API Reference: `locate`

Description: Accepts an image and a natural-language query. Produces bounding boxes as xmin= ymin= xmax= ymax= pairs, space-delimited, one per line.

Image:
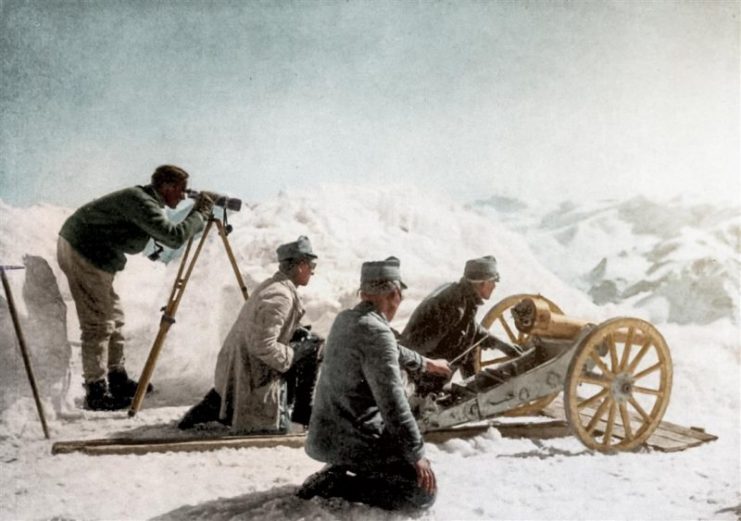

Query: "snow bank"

xmin=0 ymin=255 xmax=71 ymax=421
xmin=2 ymin=185 xmax=600 ymax=410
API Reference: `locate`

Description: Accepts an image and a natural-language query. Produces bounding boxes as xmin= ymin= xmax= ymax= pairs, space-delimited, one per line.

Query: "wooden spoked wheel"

xmin=477 ymin=293 xmax=563 ymax=416
xmin=565 ymin=317 xmax=672 ymax=452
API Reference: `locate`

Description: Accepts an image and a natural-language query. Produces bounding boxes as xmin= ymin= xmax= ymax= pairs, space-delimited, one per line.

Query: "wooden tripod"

xmin=128 ymin=216 xmax=248 ymax=417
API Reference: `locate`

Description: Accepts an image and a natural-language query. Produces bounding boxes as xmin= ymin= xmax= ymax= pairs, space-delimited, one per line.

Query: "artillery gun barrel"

xmin=512 ymin=297 xmax=587 ymax=339
xmin=512 ymin=297 xmax=648 ymax=345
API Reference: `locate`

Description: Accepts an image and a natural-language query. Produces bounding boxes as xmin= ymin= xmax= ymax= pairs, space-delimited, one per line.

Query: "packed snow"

xmin=1 ymin=185 xmax=739 ymax=520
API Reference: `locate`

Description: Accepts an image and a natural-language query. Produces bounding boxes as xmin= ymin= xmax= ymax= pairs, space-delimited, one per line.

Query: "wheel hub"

xmin=611 ymin=372 xmax=634 ymax=402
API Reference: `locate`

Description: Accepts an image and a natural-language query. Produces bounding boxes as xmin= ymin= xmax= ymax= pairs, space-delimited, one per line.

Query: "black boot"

xmin=84 ymin=379 xmax=129 ymax=411
xmin=108 ymin=368 xmax=153 ymax=401
xmin=296 ymin=465 xmax=348 ymax=500
xmin=178 ymin=388 xmax=223 ymax=430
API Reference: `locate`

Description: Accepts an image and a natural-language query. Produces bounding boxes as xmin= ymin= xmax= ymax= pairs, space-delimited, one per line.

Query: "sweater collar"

xmin=459 ymin=278 xmax=484 ymax=306
xmin=355 ymin=300 xmax=388 ymax=324
xmin=273 ymin=270 xmax=296 ymax=289
xmin=140 ymin=184 xmax=165 ymax=208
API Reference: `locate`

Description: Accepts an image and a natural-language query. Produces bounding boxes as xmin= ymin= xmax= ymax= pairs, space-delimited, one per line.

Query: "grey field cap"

xmin=464 ymin=255 xmax=500 ymax=281
xmin=361 ymin=256 xmax=408 ymax=289
xmin=276 ymin=235 xmax=318 ymax=262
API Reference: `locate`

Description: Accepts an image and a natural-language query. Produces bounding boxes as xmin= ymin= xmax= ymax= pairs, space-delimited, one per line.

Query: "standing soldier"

xmin=400 ymin=255 xmax=522 ymax=395
xmin=298 ymin=257 xmax=450 ymax=510
xmin=178 ymin=236 xmax=319 ymax=433
xmin=57 ymin=165 xmax=213 ymax=411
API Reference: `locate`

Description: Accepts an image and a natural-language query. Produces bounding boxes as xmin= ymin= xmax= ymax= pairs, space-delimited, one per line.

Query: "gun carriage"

xmin=416 ymin=294 xmax=673 ymax=453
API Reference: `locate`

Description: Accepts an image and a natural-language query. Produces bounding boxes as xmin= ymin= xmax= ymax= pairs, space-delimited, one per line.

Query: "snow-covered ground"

xmin=1 ymin=186 xmax=739 ymax=520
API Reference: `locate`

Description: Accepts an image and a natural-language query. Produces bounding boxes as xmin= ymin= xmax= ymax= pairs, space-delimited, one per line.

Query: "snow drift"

xmin=2 ymin=186 xmax=601 ymax=412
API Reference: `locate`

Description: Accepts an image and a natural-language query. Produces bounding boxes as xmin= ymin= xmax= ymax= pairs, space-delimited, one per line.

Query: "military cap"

xmin=464 ymin=255 xmax=500 ymax=281
xmin=276 ymin=235 xmax=318 ymax=262
xmin=361 ymin=256 xmax=407 ymax=289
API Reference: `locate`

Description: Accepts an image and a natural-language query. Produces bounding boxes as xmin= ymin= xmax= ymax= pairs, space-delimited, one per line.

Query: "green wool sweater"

xmin=59 ymin=185 xmax=205 ymax=273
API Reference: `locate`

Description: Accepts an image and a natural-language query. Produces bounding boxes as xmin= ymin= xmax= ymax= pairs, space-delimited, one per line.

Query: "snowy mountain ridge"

xmin=473 ymin=194 xmax=740 ymax=325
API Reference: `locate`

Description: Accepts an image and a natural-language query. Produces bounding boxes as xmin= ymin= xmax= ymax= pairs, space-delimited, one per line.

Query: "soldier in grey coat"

xmin=178 ymin=236 xmax=319 ymax=433
xmin=298 ymin=257 xmax=450 ymax=510
xmin=400 ymin=255 xmax=522 ymax=395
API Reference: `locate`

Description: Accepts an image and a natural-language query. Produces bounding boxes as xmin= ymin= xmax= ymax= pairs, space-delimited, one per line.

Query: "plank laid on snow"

xmin=51 ymin=398 xmax=716 ymax=456
xmin=51 ymin=433 xmax=307 ymax=456
xmin=51 ymin=420 xmax=572 ymax=456
xmin=541 ymin=396 xmax=717 ymax=452
xmin=424 ymin=420 xmax=571 ymax=444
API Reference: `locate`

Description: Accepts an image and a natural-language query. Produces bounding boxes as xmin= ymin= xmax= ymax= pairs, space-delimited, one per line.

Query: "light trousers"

xmin=57 ymin=237 xmax=125 ymax=383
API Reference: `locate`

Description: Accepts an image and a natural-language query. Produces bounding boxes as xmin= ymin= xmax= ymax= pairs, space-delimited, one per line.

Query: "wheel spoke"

xmin=603 ymin=401 xmax=617 ymax=446
xmin=608 ymin=334 xmax=619 ymax=373
xmin=578 ymin=388 xmax=609 ymax=409
xmin=586 ymin=396 xmax=611 ymax=435
xmin=633 ymin=362 xmax=662 ymax=381
xmin=618 ymin=327 xmax=634 ymax=371
xmin=628 ymin=396 xmax=651 ymax=426
xmin=619 ymin=402 xmax=633 ymax=440
xmin=498 ymin=317 xmax=517 ymax=343
xmin=578 ymin=373 xmax=611 ymax=388
xmin=589 ymin=351 xmax=614 ymax=377
xmin=627 ymin=340 xmax=652 ymax=373
xmin=632 ymin=385 xmax=663 ymax=397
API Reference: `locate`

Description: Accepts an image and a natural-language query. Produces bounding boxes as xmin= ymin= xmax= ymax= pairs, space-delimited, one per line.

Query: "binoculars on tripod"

xmin=186 ymin=189 xmax=242 ymax=212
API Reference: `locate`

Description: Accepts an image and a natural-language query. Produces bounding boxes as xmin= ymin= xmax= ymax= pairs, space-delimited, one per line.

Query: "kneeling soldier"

xmin=298 ymin=256 xmax=450 ymax=510
xmin=179 ymin=236 xmax=320 ymax=433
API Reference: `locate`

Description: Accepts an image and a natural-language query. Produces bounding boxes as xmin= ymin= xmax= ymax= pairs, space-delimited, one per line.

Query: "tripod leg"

xmin=129 ymin=221 xmax=213 ymax=416
xmin=128 ymin=319 xmax=175 ymax=416
xmin=129 ymin=217 xmax=248 ymax=417
xmin=1 ymin=268 xmax=50 ymax=439
xmin=215 ymin=220 xmax=249 ymax=301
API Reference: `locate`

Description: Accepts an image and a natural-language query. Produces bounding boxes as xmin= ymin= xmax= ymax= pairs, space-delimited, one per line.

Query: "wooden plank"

xmin=52 ymin=433 xmax=307 ymax=456
xmin=51 ymin=398 xmax=716 ymax=456
xmin=542 ymin=396 xmax=717 ymax=452
xmin=52 ymin=421 xmax=573 ymax=457
xmin=425 ymin=420 xmax=571 ymax=444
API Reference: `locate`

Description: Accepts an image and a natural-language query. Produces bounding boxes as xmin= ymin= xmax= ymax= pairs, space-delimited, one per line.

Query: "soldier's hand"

xmin=425 ymin=358 xmax=452 ymax=377
xmin=193 ymin=192 xmax=214 ymax=217
xmin=414 ymin=457 xmax=437 ymax=494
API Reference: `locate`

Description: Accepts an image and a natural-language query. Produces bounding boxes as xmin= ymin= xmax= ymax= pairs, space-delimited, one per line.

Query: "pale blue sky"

xmin=1 ymin=1 xmax=738 ymax=208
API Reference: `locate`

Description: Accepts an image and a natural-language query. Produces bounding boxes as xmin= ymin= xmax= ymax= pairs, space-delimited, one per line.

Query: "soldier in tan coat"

xmin=179 ymin=236 xmax=318 ymax=433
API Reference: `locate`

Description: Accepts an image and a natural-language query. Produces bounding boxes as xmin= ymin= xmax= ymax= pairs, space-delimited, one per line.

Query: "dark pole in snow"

xmin=1 ymin=265 xmax=50 ymax=439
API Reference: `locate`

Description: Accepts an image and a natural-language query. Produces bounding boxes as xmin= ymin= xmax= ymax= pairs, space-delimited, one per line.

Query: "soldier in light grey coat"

xmin=298 ymin=257 xmax=450 ymax=511
xmin=178 ymin=236 xmax=318 ymax=433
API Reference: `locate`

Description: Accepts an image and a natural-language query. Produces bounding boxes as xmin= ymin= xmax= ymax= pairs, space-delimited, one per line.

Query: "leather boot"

xmin=108 ymin=368 xmax=153 ymax=401
xmin=296 ymin=465 xmax=348 ymax=500
xmin=178 ymin=388 xmax=222 ymax=429
xmin=84 ymin=379 xmax=128 ymax=411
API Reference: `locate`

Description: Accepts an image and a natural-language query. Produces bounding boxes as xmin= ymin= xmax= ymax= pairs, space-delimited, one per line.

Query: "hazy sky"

xmin=1 ymin=1 xmax=738 ymax=208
